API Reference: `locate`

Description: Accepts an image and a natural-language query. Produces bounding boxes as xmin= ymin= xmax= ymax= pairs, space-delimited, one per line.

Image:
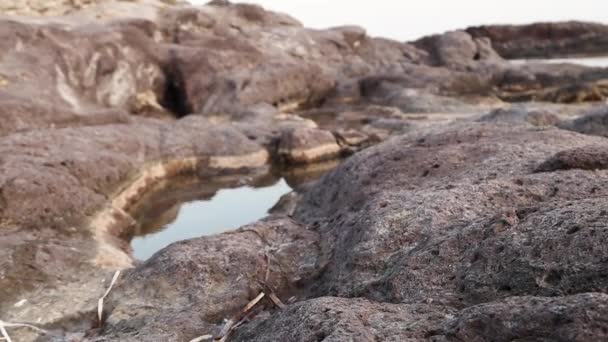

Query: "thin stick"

xmin=215 ymin=292 xmax=266 ymax=341
xmin=267 ymin=291 xmax=286 ymax=309
xmin=189 ymin=334 xmax=213 ymax=342
xmin=264 ymin=252 xmax=271 ymax=284
xmin=216 ymin=319 xmax=235 ymax=340
xmin=98 ymin=270 xmax=121 ymax=324
xmin=1 ymin=322 xmax=48 ymax=335
xmin=241 ymin=292 xmax=265 ymax=314
xmin=0 ymin=321 xmax=12 ymax=342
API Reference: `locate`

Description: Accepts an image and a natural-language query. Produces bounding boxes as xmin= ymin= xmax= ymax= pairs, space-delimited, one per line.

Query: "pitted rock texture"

xmin=98 ymin=122 xmax=608 ymax=342
xmin=292 ymin=123 xmax=608 ymax=304
xmin=2 ymin=0 xmax=608 ymax=341
xmin=233 ymin=297 xmax=454 ymax=342
xmin=100 ymin=217 xmax=320 ymax=341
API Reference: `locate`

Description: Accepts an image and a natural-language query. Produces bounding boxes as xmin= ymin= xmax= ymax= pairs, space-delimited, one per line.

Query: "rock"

xmin=380 ymin=88 xmax=488 ymax=114
xmin=232 ymin=297 xmax=453 ymax=342
xmin=333 ymin=129 xmax=370 ymax=147
xmin=535 ymin=145 xmax=608 ymax=172
xmin=277 ymin=127 xmax=342 ymax=164
xmin=559 ymin=105 xmax=608 ymax=137
xmin=293 ymin=123 xmax=608 ymax=306
xmin=477 ymin=105 xmax=560 ymax=126
xmin=413 ymin=30 xmax=504 ymax=70
xmin=234 ymin=293 xmax=608 ymax=342
xmin=0 ymin=0 xmax=185 ymax=17
xmin=0 ymin=15 xmax=169 ymax=134
xmin=101 ymin=217 xmax=321 ymax=341
xmin=268 ymin=192 xmax=301 ymax=216
xmin=3 ymin=0 xmax=608 ymax=340
xmin=442 ymin=293 xmax=608 ymax=341
xmin=0 ymin=117 xmax=271 ymax=332
xmin=467 ymin=21 xmax=608 ymax=59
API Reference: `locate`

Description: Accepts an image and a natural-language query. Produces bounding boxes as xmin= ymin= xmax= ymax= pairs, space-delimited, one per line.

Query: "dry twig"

xmin=189 ymin=334 xmax=213 ymax=342
xmin=0 ymin=321 xmax=11 ymax=342
xmin=215 ymin=292 xmax=266 ymax=342
xmin=0 ymin=320 xmax=52 ymax=342
xmin=98 ymin=270 xmax=121 ymax=324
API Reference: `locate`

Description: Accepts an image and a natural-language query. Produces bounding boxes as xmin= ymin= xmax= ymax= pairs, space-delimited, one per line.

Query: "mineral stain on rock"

xmin=2 ymin=0 xmax=608 ymax=341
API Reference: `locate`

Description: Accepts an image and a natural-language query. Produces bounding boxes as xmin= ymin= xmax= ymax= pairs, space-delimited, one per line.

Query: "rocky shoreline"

xmin=1 ymin=1 xmax=608 ymax=341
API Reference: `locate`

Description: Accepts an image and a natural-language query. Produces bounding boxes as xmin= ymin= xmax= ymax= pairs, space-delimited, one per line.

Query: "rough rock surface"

xmin=467 ymin=21 xmax=608 ymax=59
xmin=559 ymin=105 xmax=608 ymax=137
xmin=1 ymin=0 xmax=608 ymax=341
xmin=99 ymin=217 xmax=320 ymax=341
xmin=477 ymin=105 xmax=560 ymax=126
xmin=276 ymin=127 xmax=342 ymax=164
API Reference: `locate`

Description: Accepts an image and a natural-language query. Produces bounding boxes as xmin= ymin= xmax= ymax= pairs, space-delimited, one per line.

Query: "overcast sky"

xmin=189 ymin=0 xmax=608 ymax=41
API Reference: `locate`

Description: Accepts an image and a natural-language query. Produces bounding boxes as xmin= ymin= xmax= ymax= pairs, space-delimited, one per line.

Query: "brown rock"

xmin=477 ymin=105 xmax=560 ymax=126
xmin=277 ymin=127 xmax=342 ymax=164
xmin=101 ymin=217 xmax=321 ymax=341
xmin=535 ymin=145 xmax=608 ymax=172
xmin=413 ymin=30 xmax=504 ymax=70
xmin=559 ymin=105 xmax=608 ymax=137
xmin=293 ymin=123 xmax=608 ymax=306
xmin=233 ymin=297 xmax=453 ymax=342
xmin=443 ymin=293 xmax=608 ymax=342
xmin=467 ymin=21 xmax=608 ymax=59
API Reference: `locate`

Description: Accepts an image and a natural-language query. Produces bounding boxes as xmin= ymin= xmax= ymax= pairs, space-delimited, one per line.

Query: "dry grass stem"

xmin=98 ymin=270 xmax=121 ymax=324
xmin=215 ymin=292 xmax=266 ymax=342
xmin=0 ymin=321 xmax=11 ymax=342
xmin=188 ymin=334 xmax=213 ymax=342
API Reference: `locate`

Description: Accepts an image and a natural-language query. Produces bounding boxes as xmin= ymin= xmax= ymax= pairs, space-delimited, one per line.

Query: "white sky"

xmin=189 ymin=0 xmax=608 ymax=41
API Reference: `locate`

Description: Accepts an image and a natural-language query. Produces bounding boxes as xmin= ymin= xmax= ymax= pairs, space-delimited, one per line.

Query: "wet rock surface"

xmin=1 ymin=1 xmax=608 ymax=341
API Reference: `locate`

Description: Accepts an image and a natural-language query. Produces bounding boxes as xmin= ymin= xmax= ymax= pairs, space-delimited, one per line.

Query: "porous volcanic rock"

xmin=293 ymin=123 xmax=608 ymax=306
xmin=231 ymin=293 xmax=608 ymax=342
xmin=95 ymin=122 xmax=608 ymax=342
xmin=232 ymin=297 xmax=454 ymax=342
xmin=99 ymin=217 xmax=320 ymax=341
xmin=3 ymin=0 xmax=608 ymax=341
xmin=442 ymin=293 xmax=608 ymax=342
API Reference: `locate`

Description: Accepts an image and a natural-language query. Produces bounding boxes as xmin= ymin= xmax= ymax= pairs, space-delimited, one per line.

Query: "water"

xmin=130 ymin=178 xmax=292 ymax=260
xmin=512 ymin=56 xmax=608 ymax=68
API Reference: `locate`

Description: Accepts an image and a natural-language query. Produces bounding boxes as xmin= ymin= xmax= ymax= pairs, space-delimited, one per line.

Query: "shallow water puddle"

xmin=512 ymin=56 xmax=608 ymax=67
xmin=130 ymin=178 xmax=292 ymax=260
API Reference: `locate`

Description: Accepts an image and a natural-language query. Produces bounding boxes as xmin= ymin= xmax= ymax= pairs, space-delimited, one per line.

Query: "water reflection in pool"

xmin=127 ymin=160 xmax=339 ymax=260
xmin=130 ymin=178 xmax=292 ymax=260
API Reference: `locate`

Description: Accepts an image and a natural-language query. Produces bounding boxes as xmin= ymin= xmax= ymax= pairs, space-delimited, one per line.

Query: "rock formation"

xmin=1 ymin=0 xmax=608 ymax=341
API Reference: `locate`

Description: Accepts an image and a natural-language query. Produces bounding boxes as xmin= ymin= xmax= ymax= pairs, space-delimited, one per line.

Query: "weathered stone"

xmin=277 ymin=127 xmax=342 ymax=164
xmin=559 ymin=105 xmax=608 ymax=137
xmin=2 ymin=1 xmax=608 ymax=341
xmin=442 ymin=293 xmax=608 ymax=342
xmin=467 ymin=21 xmax=608 ymax=59
xmin=101 ymin=217 xmax=321 ymax=341
xmin=535 ymin=145 xmax=608 ymax=172
xmin=477 ymin=105 xmax=560 ymax=126
xmin=233 ymin=297 xmax=453 ymax=342
xmin=293 ymin=123 xmax=608 ymax=306
xmin=0 ymin=116 xmax=271 ymax=332
xmin=413 ymin=30 xmax=504 ymax=70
